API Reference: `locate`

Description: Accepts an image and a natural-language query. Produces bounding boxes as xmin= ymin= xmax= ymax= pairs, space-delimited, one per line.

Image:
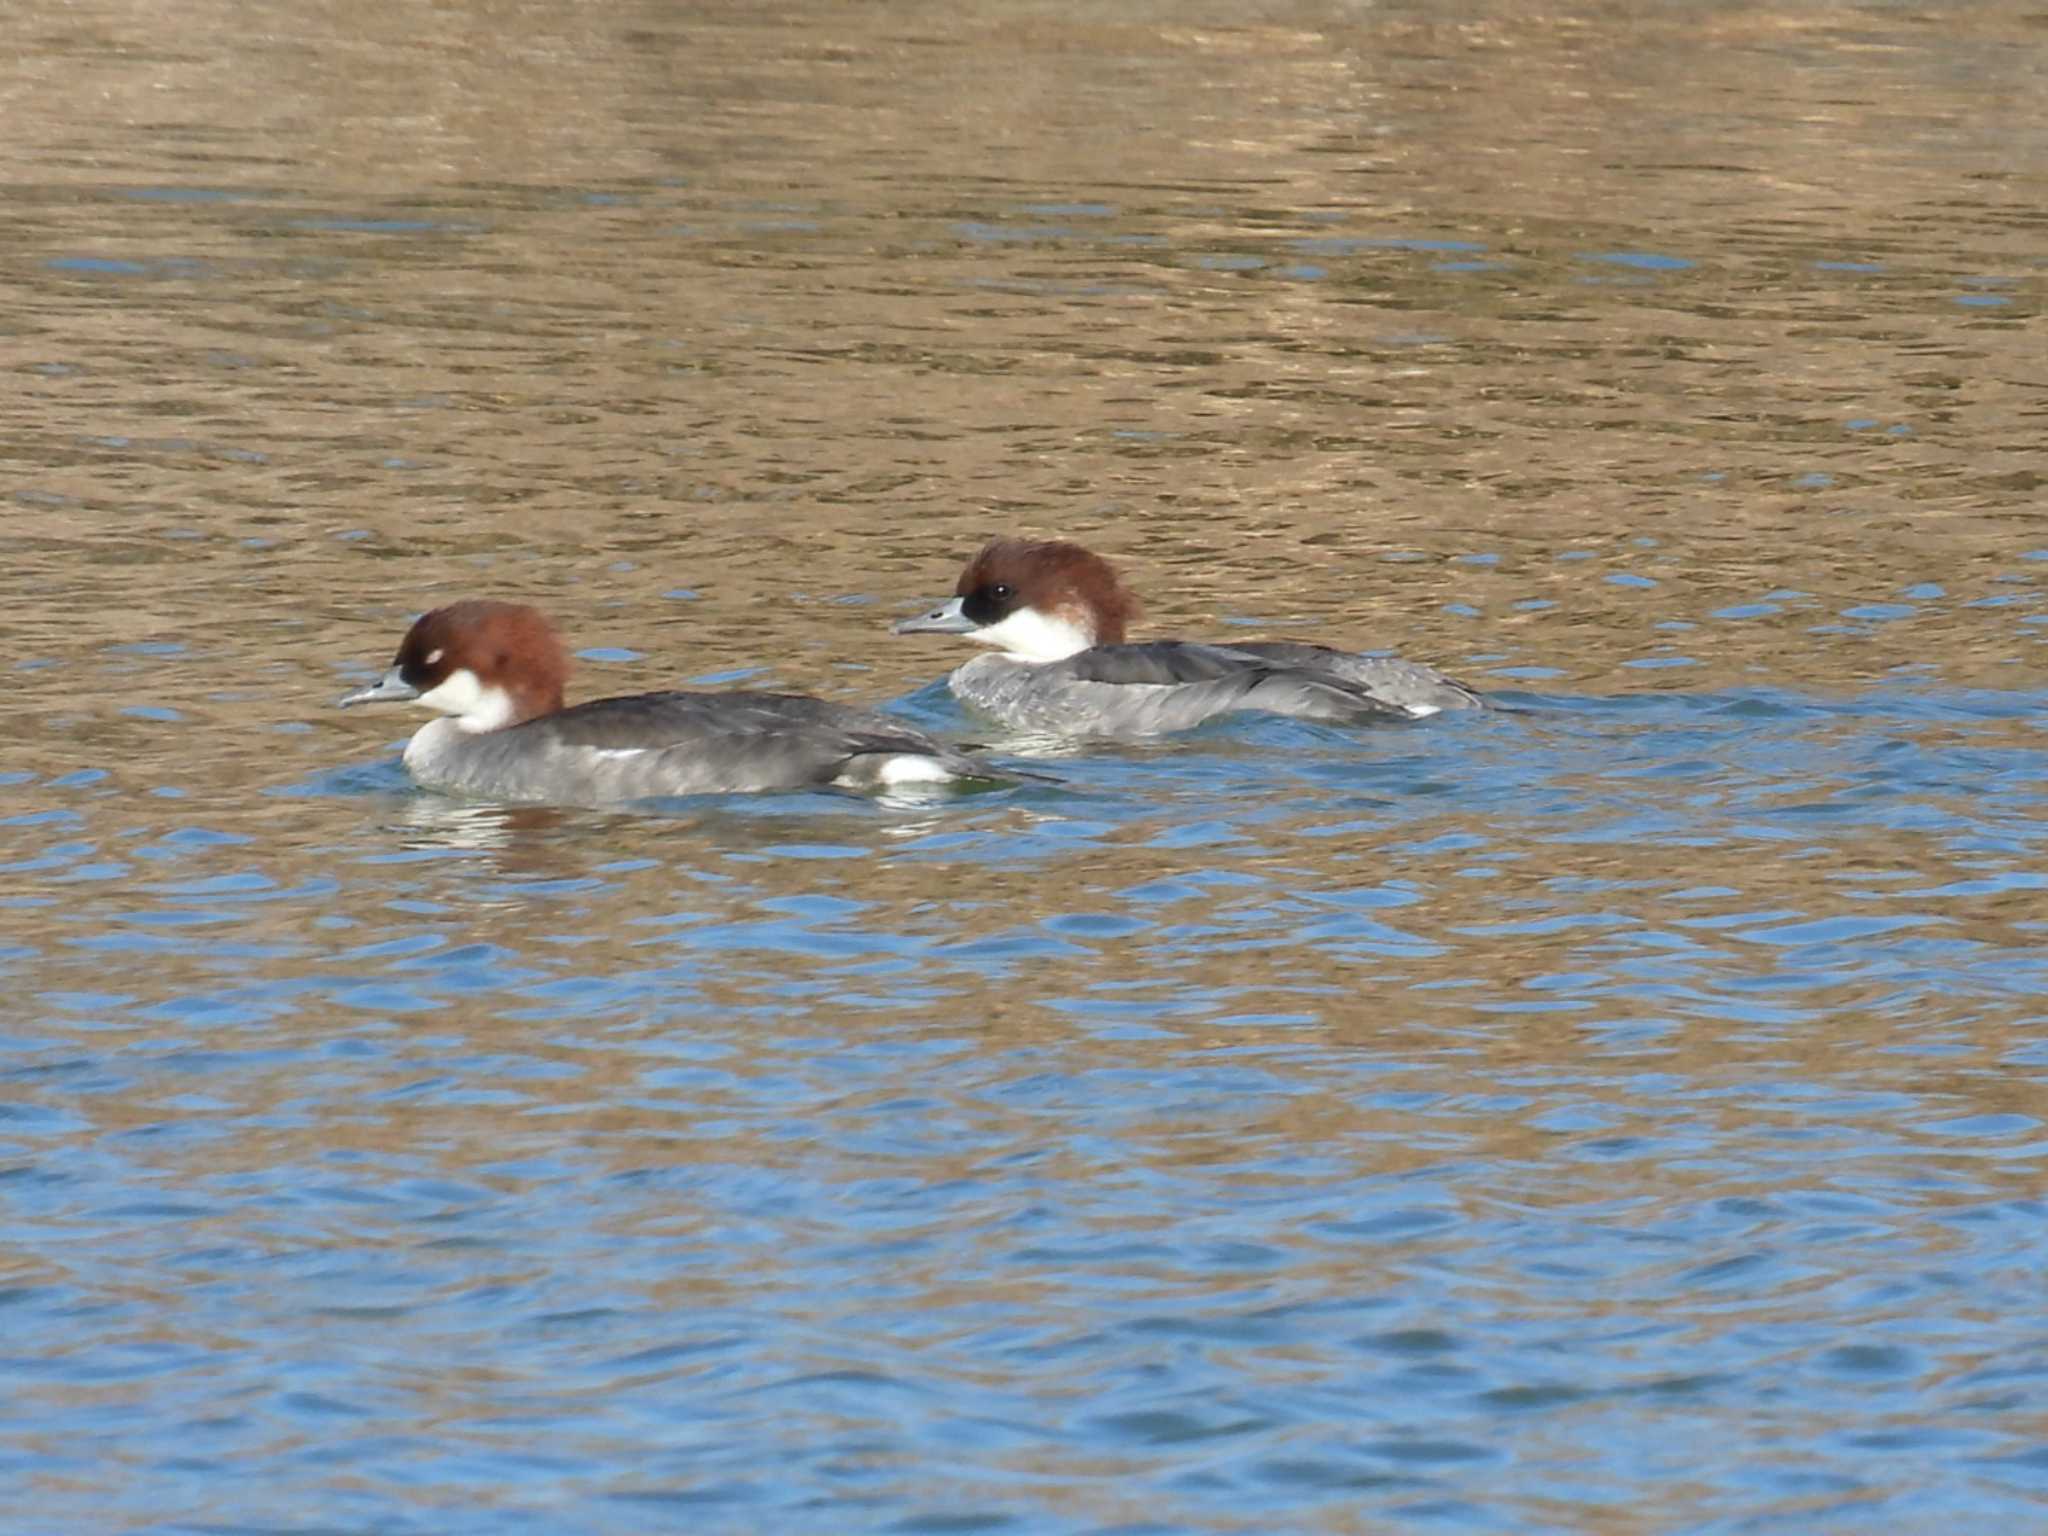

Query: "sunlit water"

xmin=4 ymin=1 xmax=2048 ymax=1530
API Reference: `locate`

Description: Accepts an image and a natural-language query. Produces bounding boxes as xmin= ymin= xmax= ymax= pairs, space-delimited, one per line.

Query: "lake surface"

xmin=5 ymin=1 xmax=2048 ymax=1530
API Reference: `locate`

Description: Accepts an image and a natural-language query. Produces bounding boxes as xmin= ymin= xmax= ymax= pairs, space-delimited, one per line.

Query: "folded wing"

xmin=1053 ymin=642 xmax=1409 ymax=731
xmin=511 ymin=691 xmax=1017 ymax=795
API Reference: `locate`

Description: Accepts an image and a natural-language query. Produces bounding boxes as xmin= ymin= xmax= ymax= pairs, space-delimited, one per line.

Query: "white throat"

xmin=968 ymin=606 xmax=1094 ymax=663
xmin=414 ymin=667 xmax=519 ymax=733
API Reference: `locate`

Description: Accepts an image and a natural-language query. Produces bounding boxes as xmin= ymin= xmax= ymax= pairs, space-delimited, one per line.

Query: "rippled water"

xmin=6 ymin=0 xmax=2048 ymax=1529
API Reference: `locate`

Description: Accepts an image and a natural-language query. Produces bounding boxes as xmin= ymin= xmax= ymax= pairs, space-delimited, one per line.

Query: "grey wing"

xmin=538 ymin=691 xmax=1014 ymax=791
xmin=1055 ymin=644 xmax=1406 ymax=729
xmin=1064 ymin=641 xmax=1284 ymax=686
xmin=716 ymin=693 xmax=1027 ymax=781
xmin=1226 ymin=642 xmax=1486 ymax=713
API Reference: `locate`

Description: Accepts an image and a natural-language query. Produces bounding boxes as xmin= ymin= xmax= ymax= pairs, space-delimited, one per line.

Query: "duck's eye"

xmin=990 ymin=583 xmax=1014 ymax=601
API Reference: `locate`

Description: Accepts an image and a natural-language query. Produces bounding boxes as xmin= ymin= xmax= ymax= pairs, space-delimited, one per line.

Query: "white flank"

xmin=873 ymin=754 xmax=956 ymax=786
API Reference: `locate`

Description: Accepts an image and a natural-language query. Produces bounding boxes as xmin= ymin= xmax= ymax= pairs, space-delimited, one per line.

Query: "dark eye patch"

xmin=962 ymin=581 xmax=1018 ymax=626
xmin=396 ymin=630 xmax=450 ymax=687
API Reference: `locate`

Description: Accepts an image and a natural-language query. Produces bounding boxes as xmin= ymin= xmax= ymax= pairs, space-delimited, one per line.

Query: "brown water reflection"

xmin=5 ymin=1 xmax=2048 ymax=1531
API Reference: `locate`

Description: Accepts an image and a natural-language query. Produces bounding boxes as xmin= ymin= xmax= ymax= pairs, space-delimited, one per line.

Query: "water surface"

xmin=5 ymin=1 xmax=2048 ymax=1530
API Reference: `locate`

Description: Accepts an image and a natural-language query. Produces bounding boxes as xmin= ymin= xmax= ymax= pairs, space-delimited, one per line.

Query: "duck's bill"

xmin=338 ymin=668 xmax=418 ymax=708
xmin=891 ymin=597 xmax=979 ymax=636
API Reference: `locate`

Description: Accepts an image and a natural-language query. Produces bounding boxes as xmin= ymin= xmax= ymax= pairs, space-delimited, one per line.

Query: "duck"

xmin=340 ymin=599 xmax=1030 ymax=803
xmin=892 ymin=537 xmax=1484 ymax=736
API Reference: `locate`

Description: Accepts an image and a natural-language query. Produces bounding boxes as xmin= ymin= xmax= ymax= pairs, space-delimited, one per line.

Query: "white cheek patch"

xmin=413 ymin=667 xmax=518 ymax=732
xmin=967 ymin=606 xmax=1093 ymax=662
